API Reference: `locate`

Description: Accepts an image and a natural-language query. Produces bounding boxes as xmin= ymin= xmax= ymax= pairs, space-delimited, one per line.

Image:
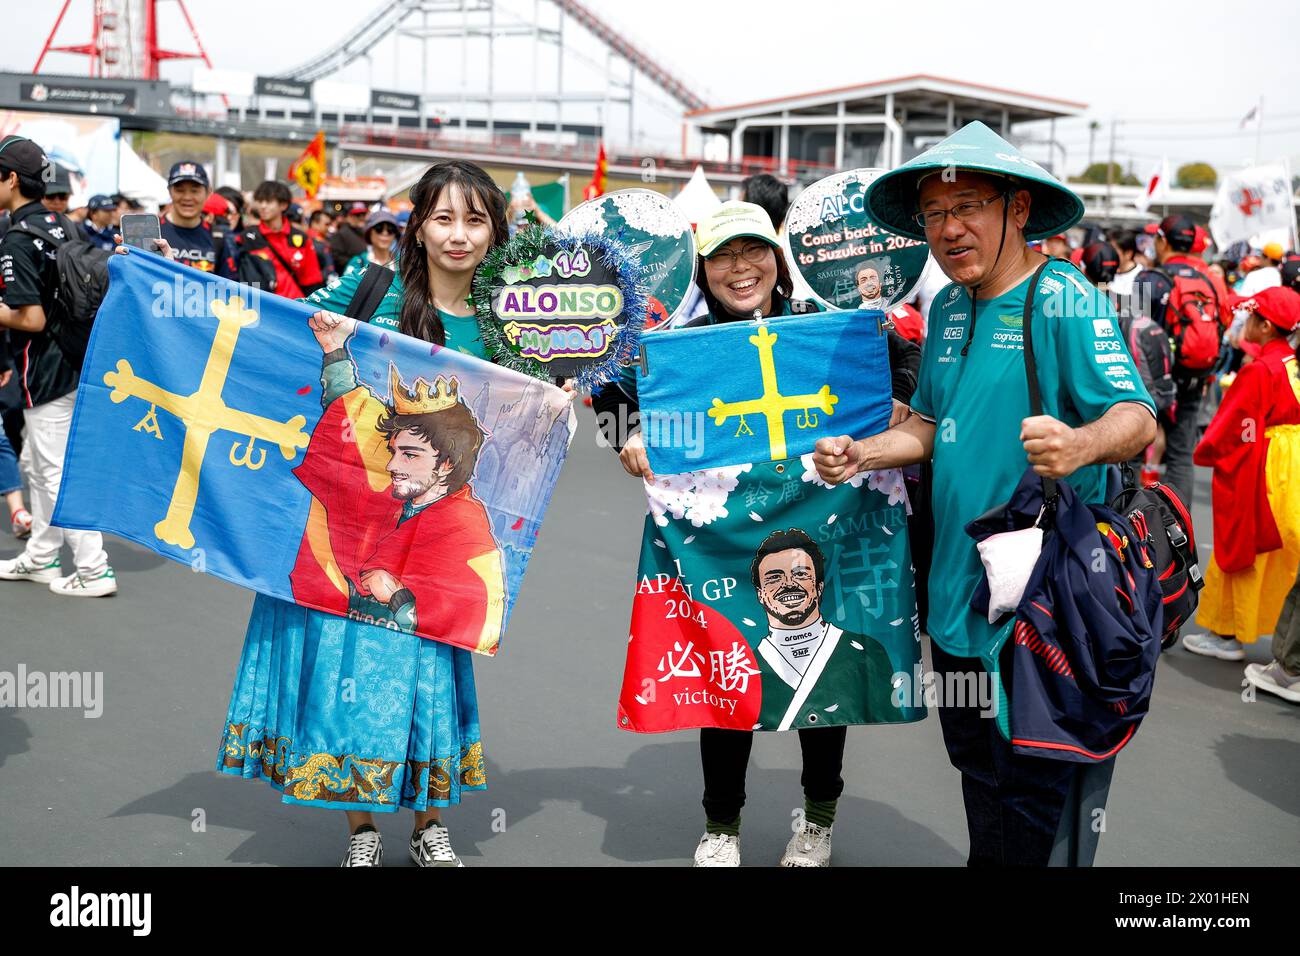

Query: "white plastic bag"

xmin=977 ymin=525 xmax=1044 ymax=623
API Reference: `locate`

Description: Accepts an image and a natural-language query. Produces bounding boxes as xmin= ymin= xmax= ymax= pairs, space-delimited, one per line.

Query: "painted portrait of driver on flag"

xmin=290 ymin=318 xmax=506 ymax=653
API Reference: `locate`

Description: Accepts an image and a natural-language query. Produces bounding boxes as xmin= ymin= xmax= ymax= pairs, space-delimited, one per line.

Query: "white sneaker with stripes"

xmin=49 ymin=567 xmax=117 ymax=597
xmin=0 ymin=553 xmax=62 ymax=583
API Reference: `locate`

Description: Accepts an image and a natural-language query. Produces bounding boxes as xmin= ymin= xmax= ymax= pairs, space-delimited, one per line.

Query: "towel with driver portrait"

xmin=616 ymin=311 xmax=925 ymax=732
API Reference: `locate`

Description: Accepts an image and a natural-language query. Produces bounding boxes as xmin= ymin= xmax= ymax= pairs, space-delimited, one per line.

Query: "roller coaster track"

xmin=557 ymin=0 xmax=704 ymax=111
xmin=277 ymin=0 xmax=706 ymax=111
xmin=278 ymin=0 xmax=424 ymax=81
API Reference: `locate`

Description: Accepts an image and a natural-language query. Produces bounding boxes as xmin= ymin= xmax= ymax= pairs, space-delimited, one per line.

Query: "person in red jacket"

xmin=1182 ymin=286 xmax=1300 ymax=661
xmin=233 ymin=180 xmax=323 ymax=298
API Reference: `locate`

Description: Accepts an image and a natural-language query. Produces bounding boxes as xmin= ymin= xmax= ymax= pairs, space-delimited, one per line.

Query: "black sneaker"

xmin=409 ymin=821 xmax=464 ymax=867
xmin=340 ymin=827 xmax=382 ymax=867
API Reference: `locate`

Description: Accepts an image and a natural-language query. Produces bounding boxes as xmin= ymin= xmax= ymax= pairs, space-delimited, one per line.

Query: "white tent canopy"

xmin=117 ymin=139 xmax=171 ymax=210
xmin=673 ymin=165 xmax=721 ymax=226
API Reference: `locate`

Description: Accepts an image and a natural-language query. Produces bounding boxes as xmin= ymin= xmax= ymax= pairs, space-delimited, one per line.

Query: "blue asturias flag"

xmin=634 ymin=309 xmax=891 ymax=473
xmin=54 ymin=252 xmax=575 ymax=655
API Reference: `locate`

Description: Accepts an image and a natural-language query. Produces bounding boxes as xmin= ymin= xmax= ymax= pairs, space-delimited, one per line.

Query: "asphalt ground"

xmin=0 ymin=402 xmax=1296 ymax=866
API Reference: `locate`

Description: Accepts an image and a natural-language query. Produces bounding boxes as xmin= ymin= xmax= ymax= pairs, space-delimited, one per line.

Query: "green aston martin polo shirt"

xmin=909 ymin=259 xmax=1156 ymax=659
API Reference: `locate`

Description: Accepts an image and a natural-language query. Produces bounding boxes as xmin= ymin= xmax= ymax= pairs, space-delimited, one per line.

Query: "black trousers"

xmin=931 ymin=643 xmax=1114 ymax=867
xmin=1162 ymin=375 xmax=1204 ymax=510
xmin=700 ymin=726 xmax=847 ymax=824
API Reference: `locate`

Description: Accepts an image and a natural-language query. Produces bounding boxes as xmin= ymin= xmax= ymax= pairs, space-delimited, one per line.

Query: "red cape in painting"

xmin=289 ymin=386 xmax=506 ymax=654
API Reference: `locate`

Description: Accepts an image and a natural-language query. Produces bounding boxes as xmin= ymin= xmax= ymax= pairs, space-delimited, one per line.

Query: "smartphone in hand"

xmin=121 ymin=213 xmax=162 ymax=251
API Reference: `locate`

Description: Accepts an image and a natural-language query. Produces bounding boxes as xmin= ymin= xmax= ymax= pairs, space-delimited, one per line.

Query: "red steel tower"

xmin=35 ymin=0 xmax=215 ymax=79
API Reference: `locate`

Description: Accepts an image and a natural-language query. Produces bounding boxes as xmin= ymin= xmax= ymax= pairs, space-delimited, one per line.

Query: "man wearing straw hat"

xmin=813 ymin=122 xmax=1157 ymax=866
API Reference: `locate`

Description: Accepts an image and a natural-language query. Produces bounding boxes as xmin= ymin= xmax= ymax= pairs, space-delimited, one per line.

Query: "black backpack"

xmin=15 ymin=215 xmax=111 ymax=370
xmin=1023 ymin=258 xmax=1202 ymax=651
xmin=229 ymin=229 xmax=280 ymax=292
xmin=1115 ymin=303 xmax=1177 ymax=418
xmin=1109 ymin=470 xmax=1203 ymax=649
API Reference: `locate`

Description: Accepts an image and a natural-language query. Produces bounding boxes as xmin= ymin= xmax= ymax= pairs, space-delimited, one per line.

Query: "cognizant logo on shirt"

xmin=990 ymin=314 xmax=1023 ymax=350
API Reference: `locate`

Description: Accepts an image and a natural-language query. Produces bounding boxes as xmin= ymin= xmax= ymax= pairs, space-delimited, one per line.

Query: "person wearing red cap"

xmin=1042 ymin=233 xmax=1071 ymax=259
xmin=1191 ymin=225 xmax=1209 ymax=256
xmin=1182 ymin=287 xmax=1300 ymax=670
xmin=886 ymin=301 xmax=925 ymax=344
xmin=201 ymin=192 xmax=229 ymax=223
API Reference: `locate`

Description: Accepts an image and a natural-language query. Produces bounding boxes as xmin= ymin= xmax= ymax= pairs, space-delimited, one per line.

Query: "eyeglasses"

xmin=372 ymin=224 xmax=399 ymax=236
xmin=913 ymin=193 xmax=1007 ymax=230
xmin=706 ymin=241 xmax=772 ymax=269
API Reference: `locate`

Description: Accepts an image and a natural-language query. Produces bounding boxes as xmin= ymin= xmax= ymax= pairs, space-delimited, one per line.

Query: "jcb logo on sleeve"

xmin=943 ymin=326 xmax=965 ymax=341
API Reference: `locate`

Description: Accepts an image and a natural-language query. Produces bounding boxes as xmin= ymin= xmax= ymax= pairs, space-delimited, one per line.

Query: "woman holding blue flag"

xmin=129 ymin=161 xmax=511 ymax=866
xmin=593 ymin=200 xmax=921 ymax=868
xmin=227 ymin=161 xmax=509 ymax=867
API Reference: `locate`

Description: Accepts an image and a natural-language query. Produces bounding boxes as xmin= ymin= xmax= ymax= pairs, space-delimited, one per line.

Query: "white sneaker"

xmin=1245 ymin=661 xmax=1300 ymax=704
xmin=409 ymin=821 xmax=464 ymax=867
xmin=0 ymin=553 xmax=62 ymax=583
xmin=780 ymin=821 xmax=833 ymax=867
xmin=340 ymin=828 xmax=382 ymax=867
xmin=49 ymin=566 xmax=117 ymax=598
xmin=1181 ymin=631 xmax=1245 ymax=661
xmin=693 ymin=832 xmax=741 ymax=867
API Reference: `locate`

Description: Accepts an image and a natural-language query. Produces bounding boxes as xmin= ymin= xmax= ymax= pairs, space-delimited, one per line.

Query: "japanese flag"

xmin=1134 ymin=158 xmax=1169 ymax=214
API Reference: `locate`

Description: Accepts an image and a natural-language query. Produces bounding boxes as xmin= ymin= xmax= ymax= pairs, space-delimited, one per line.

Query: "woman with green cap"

xmin=813 ymin=121 xmax=1158 ymax=866
xmin=592 ymin=200 xmax=920 ymax=867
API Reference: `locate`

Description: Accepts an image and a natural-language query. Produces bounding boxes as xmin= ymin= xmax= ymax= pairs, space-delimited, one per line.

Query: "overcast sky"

xmin=10 ymin=0 xmax=1300 ymax=176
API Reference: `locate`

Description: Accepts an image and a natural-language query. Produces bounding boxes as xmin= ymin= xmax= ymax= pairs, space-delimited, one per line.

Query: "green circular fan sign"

xmin=783 ymin=168 xmax=929 ymax=311
xmin=560 ymin=188 xmax=697 ymax=330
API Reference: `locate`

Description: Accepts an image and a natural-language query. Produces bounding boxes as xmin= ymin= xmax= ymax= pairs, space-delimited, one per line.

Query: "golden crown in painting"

xmin=388 ymin=364 xmax=461 ymax=414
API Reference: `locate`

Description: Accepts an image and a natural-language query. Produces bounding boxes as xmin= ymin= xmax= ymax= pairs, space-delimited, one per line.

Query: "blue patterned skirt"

xmin=216 ymin=593 xmax=486 ymax=811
